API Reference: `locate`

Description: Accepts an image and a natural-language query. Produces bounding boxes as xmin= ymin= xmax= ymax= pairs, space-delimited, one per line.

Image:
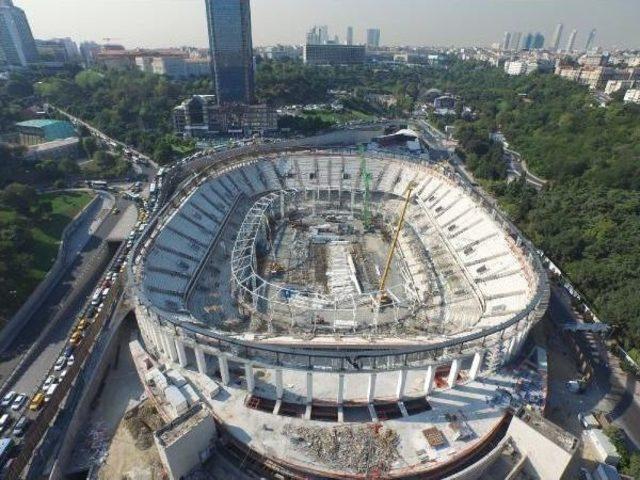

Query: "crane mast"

xmin=378 ymin=182 xmax=415 ymax=304
xmin=359 ymin=146 xmax=372 ymax=231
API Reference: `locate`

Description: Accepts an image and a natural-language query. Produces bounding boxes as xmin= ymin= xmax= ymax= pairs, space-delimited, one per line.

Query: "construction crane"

xmin=359 ymin=146 xmax=372 ymax=231
xmin=378 ymin=182 xmax=416 ymax=305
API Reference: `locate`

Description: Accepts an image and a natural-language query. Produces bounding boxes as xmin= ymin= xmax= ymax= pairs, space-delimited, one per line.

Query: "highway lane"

xmin=0 ymin=196 xmax=135 ymax=396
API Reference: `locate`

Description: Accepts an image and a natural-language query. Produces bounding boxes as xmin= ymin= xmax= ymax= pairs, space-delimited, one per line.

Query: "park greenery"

xmin=426 ymin=60 xmax=640 ymax=353
xmin=34 ymin=68 xmax=203 ymax=164
xmin=0 ymin=186 xmax=92 ymax=325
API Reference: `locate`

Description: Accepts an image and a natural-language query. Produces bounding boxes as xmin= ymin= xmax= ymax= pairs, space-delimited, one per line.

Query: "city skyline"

xmin=13 ymin=0 xmax=640 ymax=50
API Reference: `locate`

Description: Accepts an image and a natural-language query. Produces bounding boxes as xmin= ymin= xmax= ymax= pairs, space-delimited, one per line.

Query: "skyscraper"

xmin=510 ymin=32 xmax=522 ymax=52
xmin=366 ymin=28 xmax=381 ymax=48
xmin=551 ymin=23 xmax=563 ymax=51
xmin=0 ymin=0 xmax=38 ymax=67
xmin=346 ymin=26 xmax=354 ymax=46
xmin=205 ymin=0 xmax=254 ymax=105
xmin=533 ymin=32 xmax=545 ymax=50
xmin=522 ymin=33 xmax=534 ymax=50
xmin=501 ymin=31 xmax=511 ymax=51
xmin=585 ymin=29 xmax=597 ymax=51
xmin=566 ymin=29 xmax=577 ymax=52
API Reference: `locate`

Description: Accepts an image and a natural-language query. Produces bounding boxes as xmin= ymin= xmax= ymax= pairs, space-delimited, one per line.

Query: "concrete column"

xmin=275 ymin=369 xmax=284 ymax=399
xmin=469 ymin=351 xmax=483 ymax=381
xmin=306 ymin=371 xmax=313 ymax=404
xmin=165 ymin=333 xmax=178 ymax=363
xmin=396 ymin=369 xmax=407 ymax=400
xmin=507 ymin=336 xmax=517 ymax=360
xmin=152 ymin=326 xmax=164 ymax=354
xmin=367 ymin=373 xmax=377 ymax=403
xmin=245 ymin=363 xmax=254 ymax=393
xmin=448 ymin=359 xmax=461 ymax=388
xmin=218 ymin=355 xmax=230 ymax=385
xmin=195 ymin=347 xmax=207 ymax=375
xmin=424 ymin=366 xmax=436 ymax=395
xmin=337 ymin=374 xmax=345 ymax=405
xmin=175 ymin=340 xmax=188 ymax=367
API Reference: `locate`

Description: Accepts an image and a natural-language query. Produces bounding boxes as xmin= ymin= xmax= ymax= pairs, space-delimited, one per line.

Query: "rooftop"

xmin=155 ymin=403 xmax=210 ymax=447
xmin=15 ymin=119 xmax=70 ymax=128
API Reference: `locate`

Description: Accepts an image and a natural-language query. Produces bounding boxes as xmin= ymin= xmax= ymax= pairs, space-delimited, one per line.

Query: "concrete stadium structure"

xmin=129 ymin=147 xmax=549 ymax=478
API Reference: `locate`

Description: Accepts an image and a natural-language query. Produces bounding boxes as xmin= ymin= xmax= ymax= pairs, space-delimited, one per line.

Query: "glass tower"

xmin=205 ymin=0 xmax=255 ymax=105
xmin=0 ymin=0 xmax=38 ymax=67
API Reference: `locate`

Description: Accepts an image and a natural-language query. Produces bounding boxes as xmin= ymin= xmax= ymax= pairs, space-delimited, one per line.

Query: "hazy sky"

xmin=15 ymin=0 xmax=640 ymax=50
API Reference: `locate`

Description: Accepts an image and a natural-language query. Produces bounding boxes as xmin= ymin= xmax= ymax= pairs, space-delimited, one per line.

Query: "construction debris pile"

xmin=124 ymin=401 xmax=165 ymax=450
xmin=284 ymin=423 xmax=399 ymax=474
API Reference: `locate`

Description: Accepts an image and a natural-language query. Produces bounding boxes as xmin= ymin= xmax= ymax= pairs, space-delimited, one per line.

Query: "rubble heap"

xmin=284 ymin=423 xmax=399 ymax=474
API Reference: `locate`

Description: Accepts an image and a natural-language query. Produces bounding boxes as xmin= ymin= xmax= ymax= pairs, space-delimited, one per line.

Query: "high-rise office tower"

xmin=566 ymin=29 xmax=577 ymax=52
xmin=522 ymin=33 xmax=534 ymax=50
xmin=205 ymin=0 xmax=254 ymax=105
xmin=366 ymin=28 xmax=381 ymax=48
xmin=510 ymin=32 xmax=522 ymax=51
xmin=585 ymin=29 xmax=596 ymax=51
xmin=346 ymin=26 xmax=354 ymax=46
xmin=0 ymin=0 xmax=38 ymax=67
xmin=551 ymin=23 xmax=563 ymax=51
xmin=318 ymin=25 xmax=329 ymax=45
xmin=533 ymin=32 xmax=545 ymax=50
xmin=501 ymin=31 xmax=511 ymax=51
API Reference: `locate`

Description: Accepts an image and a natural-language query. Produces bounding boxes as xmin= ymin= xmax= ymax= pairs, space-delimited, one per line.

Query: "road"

xmin=546 ymin=283 xmax=640 ymax=451
xmin=0 ymin=194 xmax=136 ymax=398
xmin=504 ymin=148 xmax=547 ymax=189
xmin=48 ymin=105 xmax=159 ymax=170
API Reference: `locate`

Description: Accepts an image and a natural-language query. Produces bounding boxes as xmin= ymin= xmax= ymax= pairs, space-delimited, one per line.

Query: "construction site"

xmin=129 ymin=147 xmax=550 ymax=478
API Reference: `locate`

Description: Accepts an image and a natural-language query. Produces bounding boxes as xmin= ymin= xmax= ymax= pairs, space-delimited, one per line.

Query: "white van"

xmin=44 ymin=384 xmax=57 ymax=403
xmin=91 ymin=290 xmax=101 ymax=306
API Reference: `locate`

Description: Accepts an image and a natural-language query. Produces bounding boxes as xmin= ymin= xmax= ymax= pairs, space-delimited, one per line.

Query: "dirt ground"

xmin=97 ymin=400 xmax=165 ymax=480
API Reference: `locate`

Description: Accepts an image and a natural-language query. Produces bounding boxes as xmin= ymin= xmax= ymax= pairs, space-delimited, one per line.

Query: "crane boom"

xmin=378 ymin=182 xmax=415 ymax=301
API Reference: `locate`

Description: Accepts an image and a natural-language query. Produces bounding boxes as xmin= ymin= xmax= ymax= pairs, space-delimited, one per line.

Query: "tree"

xmin=82 ymin=137 xmax=97 ymax=157
xmin=93 ymin=151 xmax=115 ymax=170
xmin=1 ymin=183 xmax=35 ymax=216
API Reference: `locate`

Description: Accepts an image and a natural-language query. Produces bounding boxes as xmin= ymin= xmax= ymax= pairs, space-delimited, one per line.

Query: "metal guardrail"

xmin=127 ymin=147 xmax=549 ymax=373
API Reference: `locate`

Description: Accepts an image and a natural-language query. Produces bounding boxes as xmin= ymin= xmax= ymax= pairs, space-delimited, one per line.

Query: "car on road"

xmin=60 ymin=369 xmax=68 ymax=379
xmin=70 ymin=332 xmax=83 ymax=346
xmin=10 ymin=394 xmax=26 ymax=411
xmin=54 ymin=356 xmax=66 ymax=371
xmin=28 ymin=393 xmax=45 ymax=411
xmin=63 ymin=346 xmax=74 ymax=357
xmin=44 ymin=384 xmax=57 ymax=403
xmin=43 ymin=375 xmax=56 ymax=390
xmin=0 ymin=392 xmax=15 ymax=408
xmin=12 ymin=416 xmax=28 ymax=437
xmin=0 ymin=414 xmax=11 ymax=432
xmin=67 ymin=355 xmax=75 ymax=367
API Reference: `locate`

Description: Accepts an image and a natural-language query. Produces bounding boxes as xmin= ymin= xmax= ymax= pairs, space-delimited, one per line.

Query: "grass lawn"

xmin=0 ymin=190 xmax=93 ymax=323
xmin=29 ymin=191 xmax=94 ymax=276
